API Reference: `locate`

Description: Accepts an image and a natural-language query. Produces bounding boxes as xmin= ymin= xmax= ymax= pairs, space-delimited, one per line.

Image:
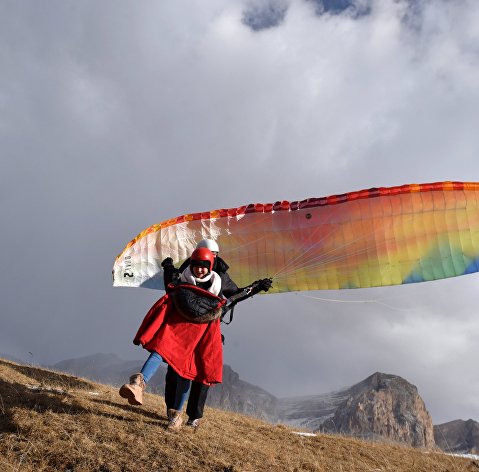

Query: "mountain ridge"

xmin=434 ymin=418 xmax=479 ymax=454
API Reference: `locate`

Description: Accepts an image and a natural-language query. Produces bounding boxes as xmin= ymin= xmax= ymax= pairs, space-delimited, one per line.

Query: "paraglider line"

xmin=294 ymin=293 xmax=409 ymax=311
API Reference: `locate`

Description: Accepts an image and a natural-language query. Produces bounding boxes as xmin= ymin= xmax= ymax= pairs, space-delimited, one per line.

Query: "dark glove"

xmin=251 ymin=278 xmax=273 ymax=294
xmin=258 ymin=278 xmax=273 ymax=292
xmin=161 ymin=257 xmax=174 ymax=268
xmin=162 ymin=257 xmax=180 ymax=290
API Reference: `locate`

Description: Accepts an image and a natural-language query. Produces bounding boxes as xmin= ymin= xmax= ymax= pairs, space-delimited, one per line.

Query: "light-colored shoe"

xmin=119 ymin=373 xmax=145 ymax=405
xmin=167 ymin=409 xmax=183 ymax=430
xmin=186 ymin=418 xmax=200 ymax=431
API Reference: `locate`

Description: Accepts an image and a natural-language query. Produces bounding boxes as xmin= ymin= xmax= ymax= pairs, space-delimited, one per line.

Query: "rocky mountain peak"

xmin=320 ymin=372 xmax=435 ymax=448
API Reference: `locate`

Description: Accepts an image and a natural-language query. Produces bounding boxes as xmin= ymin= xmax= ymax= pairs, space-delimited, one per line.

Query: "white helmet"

xmin=197 ymin=239 xmax=219 ymax=253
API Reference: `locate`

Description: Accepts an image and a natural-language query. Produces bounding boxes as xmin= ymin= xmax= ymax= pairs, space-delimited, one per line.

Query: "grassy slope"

xmin=0 ymin=358 xmax=477 ymax=472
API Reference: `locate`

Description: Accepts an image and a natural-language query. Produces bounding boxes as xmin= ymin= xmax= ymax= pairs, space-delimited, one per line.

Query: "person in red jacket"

xmin=119 ymin=245 xmax=272 ymax=430
xmin=120 ymin=247 xmax=224 ymax=427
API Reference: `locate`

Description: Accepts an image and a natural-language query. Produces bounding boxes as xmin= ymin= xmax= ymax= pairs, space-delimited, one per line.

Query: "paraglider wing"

xmin=112 ymin=181 xmax=479 ymax=292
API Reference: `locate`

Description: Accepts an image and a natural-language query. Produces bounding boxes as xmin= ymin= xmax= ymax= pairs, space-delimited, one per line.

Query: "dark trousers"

xmin=164 ymin=365 xmax=209 ymax=420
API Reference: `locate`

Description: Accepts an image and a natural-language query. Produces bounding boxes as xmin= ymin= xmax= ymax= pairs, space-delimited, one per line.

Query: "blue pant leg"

xmin=140 ymin=352 xmax=163 ymax=383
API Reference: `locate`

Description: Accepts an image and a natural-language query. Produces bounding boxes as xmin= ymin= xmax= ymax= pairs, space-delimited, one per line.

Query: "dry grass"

xmin=1 ymin=358 xmax=478 ymax=472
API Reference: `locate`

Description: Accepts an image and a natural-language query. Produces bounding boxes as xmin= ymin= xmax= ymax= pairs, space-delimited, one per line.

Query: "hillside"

xmin=0 ymin=358 xmax=477 ymax=472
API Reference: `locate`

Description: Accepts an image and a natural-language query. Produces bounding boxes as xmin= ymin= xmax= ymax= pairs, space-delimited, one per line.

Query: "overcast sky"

xmin=1 ymin=0 xmax=479 ymax=425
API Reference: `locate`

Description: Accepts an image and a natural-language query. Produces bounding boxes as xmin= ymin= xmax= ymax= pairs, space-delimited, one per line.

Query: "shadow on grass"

xmin=0 ymin=358 xmax=97 ymax=390
xmin=0 ymin=376 xmax=167 ymax=436
xmin=90 ymin=397 xmax=167 ymax=423
xmin=1 ymin=359 xmax=168 ymax=426
xmin=0 ymin=378 xmax=90 ymax=433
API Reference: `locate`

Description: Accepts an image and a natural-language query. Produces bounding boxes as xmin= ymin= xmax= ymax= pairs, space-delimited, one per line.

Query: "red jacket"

xmin=133 ymin=285 xmax=225 ymax=385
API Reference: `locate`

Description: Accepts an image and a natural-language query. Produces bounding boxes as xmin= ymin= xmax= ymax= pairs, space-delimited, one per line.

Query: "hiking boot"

xmin=186 ymin=418 xmax=200 ymax=431
xmin=119 ymin=373 xmax=145 ymax=405
xmin=167 ymin=409 xmax=183 ymax=430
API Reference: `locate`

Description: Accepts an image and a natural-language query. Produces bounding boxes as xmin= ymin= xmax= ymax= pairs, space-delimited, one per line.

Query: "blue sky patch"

xmin=242 ymin=0 xmax=373 ymax=32
xmin=242 ymin=1 xmax=289 ymax=31
xmin=308 ymin=0 xmax=372 ymax=18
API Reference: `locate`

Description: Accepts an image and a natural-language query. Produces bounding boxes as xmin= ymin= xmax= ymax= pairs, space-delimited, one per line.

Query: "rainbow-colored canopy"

xmin=112 ymin=182 xmax=479 ymax=292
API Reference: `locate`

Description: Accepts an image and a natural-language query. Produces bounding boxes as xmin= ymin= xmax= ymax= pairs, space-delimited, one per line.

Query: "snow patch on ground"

xmin=449 ymin=453 xmax=479 ymax=460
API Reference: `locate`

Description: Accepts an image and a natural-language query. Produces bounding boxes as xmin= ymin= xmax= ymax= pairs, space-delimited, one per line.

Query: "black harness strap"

xmin=221 ymin=304 xmax=235 ymax=325
xmin=220 ymin=286 xmax=254 ymax=325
